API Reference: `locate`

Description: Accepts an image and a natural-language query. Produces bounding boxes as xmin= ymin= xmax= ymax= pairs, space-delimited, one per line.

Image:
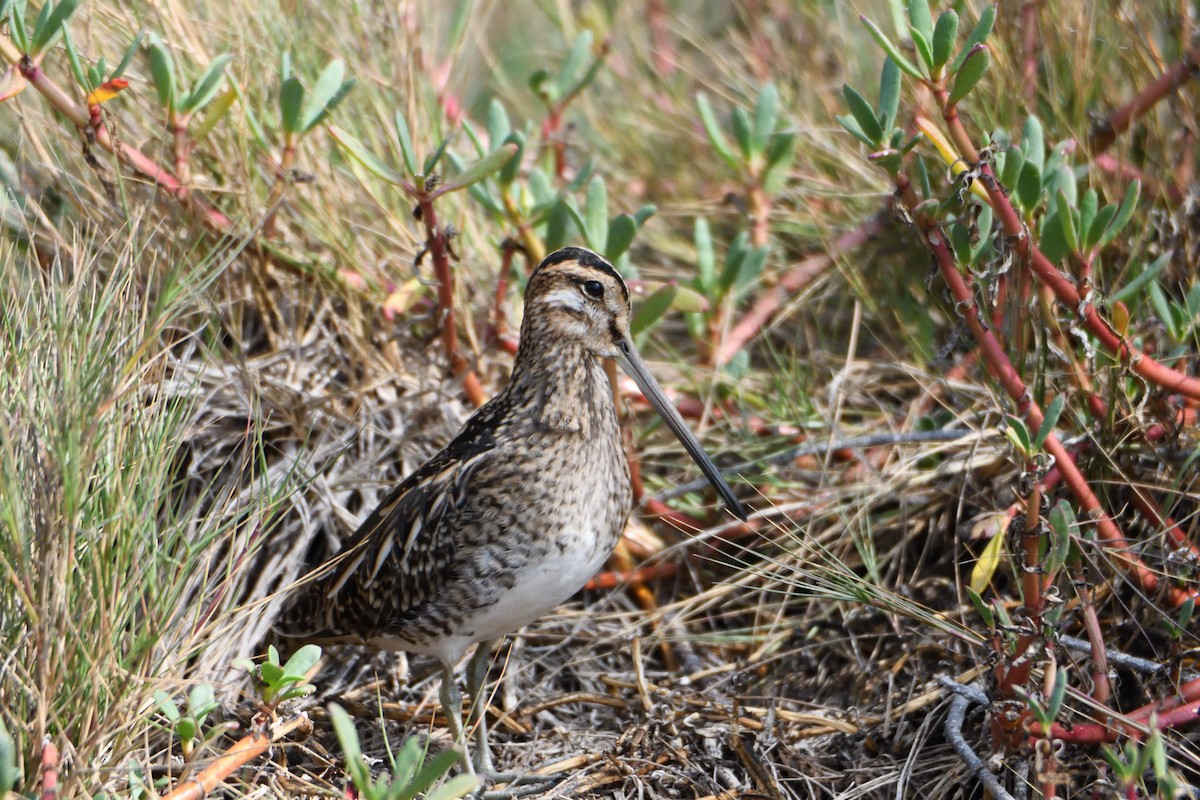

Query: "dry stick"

xmin=716 ymin=212 xmax=888 ymax=366
xmin=415 ymin=198 xmax=485 ymax=407
xmin=944 ymin=690 xmax=1017 ymax=800
xmin=159 ymin=715 xmax=310 ymax=800
xmin=1 ymin=36 xmax=233 ymax=231
xmin=933 ymin=96 xmax=1200 ymax=403
xmin=1090 ymin=40 xmax=1200 ymax=154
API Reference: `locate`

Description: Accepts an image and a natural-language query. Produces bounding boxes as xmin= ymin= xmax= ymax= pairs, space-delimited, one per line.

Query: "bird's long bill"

xmin=616 ymin=338 xmax=748 ymax=521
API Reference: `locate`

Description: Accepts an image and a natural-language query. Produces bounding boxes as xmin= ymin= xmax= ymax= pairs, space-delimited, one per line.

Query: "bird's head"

xmin=521 ymin=247 xmax=748 ymax=522
xmin=523 ymin=246 xmax=632 ymax=360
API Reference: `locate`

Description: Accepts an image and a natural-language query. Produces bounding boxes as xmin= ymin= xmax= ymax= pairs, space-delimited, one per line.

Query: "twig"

xmin=716 ymin=211 xmax=888 ymax=365
xmin=1090 ymin=40 xmax=1200 ymax=154
xmin=415 ymin=198 xmax=485 ymax=407
xmin=1058 ymin=635 xmax=1166 ymax=677
xmin=944 ymin=689 xmax=1018 ymax=800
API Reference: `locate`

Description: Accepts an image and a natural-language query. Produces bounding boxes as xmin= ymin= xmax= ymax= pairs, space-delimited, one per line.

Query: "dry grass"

xmin=2 ymin=1 xmax=1199 ymax=798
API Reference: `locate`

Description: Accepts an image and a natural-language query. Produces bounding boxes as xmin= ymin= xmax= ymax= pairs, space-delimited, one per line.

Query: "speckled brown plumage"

xmin=276 ymin=247 xmax=745 ymax=777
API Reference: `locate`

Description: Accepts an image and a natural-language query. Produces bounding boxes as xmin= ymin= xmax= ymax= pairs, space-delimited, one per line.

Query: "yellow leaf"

xmin=969 ymin=516 xmax=1008 ymax=594
xmin=382 ymin=278 xmax=425 ymax=320
xmin=914 ymin=116 xmax=991 ymax=205
xmin=86 ymin=78 xmax=130 ymax=107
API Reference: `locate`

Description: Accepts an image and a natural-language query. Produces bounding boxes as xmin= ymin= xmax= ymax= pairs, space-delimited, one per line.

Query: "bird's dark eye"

xmin=582 ymin=280 xmax=604 ymax=299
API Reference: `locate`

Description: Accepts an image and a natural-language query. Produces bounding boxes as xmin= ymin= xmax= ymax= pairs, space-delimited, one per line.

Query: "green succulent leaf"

xmin=1087 ymin=203 xmax=1118 ymax=251
xmin=950 ymin=4 xmax=997 ymax=73
xmin=948 ymin=44 xmax=989 ymax=104
xmin=486 ymin=98 xmax=511 ymax=150
xmin=302 ymin=60 xmax=354 ymax=132
xmin=111 ymin=30 xmax=145 ymax=80
xmin=860 ymin=15 xmax=924 ymax=78
xmin=0 ymin=718 xmax=14 ymax=796
xmin=147 ymin=38 xmax=177 ymax=111
xmin=877 ymin=58 xmax=901 ymax=132
xmin=696 ymin=93 xmax=739 ymax=170
xmin=1099 ymin=179 xmax=1140 ymax=247
xmin=584 ymin=175 xmax=608 ymax=251
xmin=1111 ymin=252 xmax=1171 ymax=305
xmin=631 ymin=283 xmax=678 ymax=338
xmin=1021 ymin=115 xmax=1045 ymax=174
xmin=393 ymin=111 xmax=419 ymax=176
xmin=422 ymin=135 xmax=452 ymax=176
xmin=836 ymin=115 xmax=875 ymax=147
xmin=62 ymin=26 xmax=87 ymax=88
xmin=931 ymin=10 xmax=959 ymax=70
xmin=329 ymin=125 xmax=407 ymax=186
xmin=752 ymin=82 xmax=779 ymax=155
xmin=1046 ymin=499 xmax=1075 ymax=575
xmin=1004 ymin=414 xmax=1031 ymax=456
xmin=965 ymin=586 xmax=995 ymax=628
xmin=279 ymin=76 xmax=304 ymax=135
xmin=1015 ymin=160 xmax=1042 ymax=211
xmin=557 ymin=30 xmax=593 ymax=97
xmin=605 ymin=213 xmax=638 ymax=263
xmin=1033 ymin=394 xmax=1065 ymax=449
xmin=908 ymin=0 xmax=933 ymax=44
xmin=1078 ymin=188 xmax=1098 ymax=248
xmin=1056 ymin=191 xmax=1078 ymax=254
xmin=498 ymin=131 xmax=524 ymax=186
xmin=545 ymin=197 xmax=572 ymax=252
xmin=842 ymin=84 xmax=883 ymax=145
xmin=435 ymin=142 xmax=519 ymax=197
xmin=30 ymin=0 xmax=80 ymax=55
xmin=909 ymin=25 xmax=933 ymax=71
xmin=154 ymin=691 xmax=181 ymax=722
xmin=180 ymin=53 xmax=233 ymax=115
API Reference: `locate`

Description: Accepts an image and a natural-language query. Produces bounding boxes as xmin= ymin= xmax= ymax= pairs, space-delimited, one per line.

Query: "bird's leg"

xmin=465 ymin=638 xmax=497 ymax=774
xmin=439 ymin=663 xmax=474 ymax=775
xmin=465 ymin=640 xmax=564 ymax=797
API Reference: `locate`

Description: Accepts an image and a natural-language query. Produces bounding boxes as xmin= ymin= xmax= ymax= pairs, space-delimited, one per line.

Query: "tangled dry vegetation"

xmin=2 ymin=1 xmax=1200 ymax=798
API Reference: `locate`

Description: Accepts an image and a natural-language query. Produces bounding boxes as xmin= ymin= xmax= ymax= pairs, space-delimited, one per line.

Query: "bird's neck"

xmin=506 ymin=338 xmax=615 ymax=435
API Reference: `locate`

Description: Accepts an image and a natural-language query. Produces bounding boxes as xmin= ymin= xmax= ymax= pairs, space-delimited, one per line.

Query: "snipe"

xmin=278 ymin=247 xmax=746 ymax=779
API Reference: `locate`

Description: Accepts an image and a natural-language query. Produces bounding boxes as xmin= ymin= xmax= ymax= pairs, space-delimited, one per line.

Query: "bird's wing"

xmin=277 ymin=411 xmax=498 ymax=641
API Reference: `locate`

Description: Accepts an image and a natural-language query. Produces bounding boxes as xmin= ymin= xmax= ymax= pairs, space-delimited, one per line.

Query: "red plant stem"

xmin=586 ymin=560 xmax=679 ymax=591
xmin=160 ymin=730 xmax=270 ymax=800
xmin=487 ymin=242 xmax=517 ymax=343
xmin=933 ymin=96 xmax=1200 ymax=403
xmin=1077 ymin=570 xmax=1112 ymax=705
xmin=1130 ymin=675 xmax=1200 ymax=722
xmin=40 ymin=740 xmax=58 ymax=800
xmin=717 ymin=212 xmax=887 ymax=366
xmin=261 ymin=135 xmax=297 ymax=238
xmin=1020 ymin=483 xmax=1044 ymax=631
xmin=415 ymin=198 xmax=485 ymax=407
xmin=747 ymin=182 xmax=770 ymax=248
xmin=4 ymin=41 xmax=233 ymax=231
xmin=893 ymin=171 xmax=1195 ymax=615
xmin=1090 ymin=40 xmax=1200 ymax=154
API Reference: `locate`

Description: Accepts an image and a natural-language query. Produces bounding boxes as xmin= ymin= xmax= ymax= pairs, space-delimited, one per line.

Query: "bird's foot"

xmin=476 ymin=769 xmax=564 ymax=799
